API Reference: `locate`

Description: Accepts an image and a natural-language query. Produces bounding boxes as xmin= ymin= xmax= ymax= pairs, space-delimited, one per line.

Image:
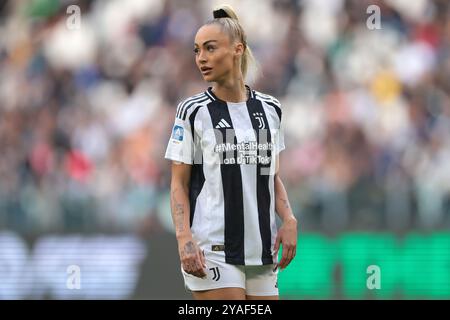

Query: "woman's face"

xmin=194 ymin=24 xmax=243 ymax=83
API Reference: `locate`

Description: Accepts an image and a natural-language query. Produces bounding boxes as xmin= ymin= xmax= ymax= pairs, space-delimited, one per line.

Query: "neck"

xmin=212 ymin=75 xmax=247 ymax=103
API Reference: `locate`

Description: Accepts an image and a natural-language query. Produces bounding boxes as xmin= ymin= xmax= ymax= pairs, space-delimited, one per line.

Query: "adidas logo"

xmin=215 ymin=119 xmax=231 ymax=129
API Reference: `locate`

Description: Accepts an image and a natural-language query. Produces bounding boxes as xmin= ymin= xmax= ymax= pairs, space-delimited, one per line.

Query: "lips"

xmin=201 ymin=67 xmax=212 ymax=74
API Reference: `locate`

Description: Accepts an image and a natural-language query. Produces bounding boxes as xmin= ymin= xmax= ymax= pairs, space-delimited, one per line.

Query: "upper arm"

xmin=274 ymin=154 xmax=280 ymax=179
xmin=171 ymin=161 xmax=192 ymax=189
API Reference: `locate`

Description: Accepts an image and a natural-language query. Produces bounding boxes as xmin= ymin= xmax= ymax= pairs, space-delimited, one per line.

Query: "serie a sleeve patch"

xmin=171 ymin=125 xmax=184 ymax=141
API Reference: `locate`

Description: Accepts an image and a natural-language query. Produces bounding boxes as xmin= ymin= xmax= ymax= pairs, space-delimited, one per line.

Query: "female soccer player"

xmin=165 ymin=4 xmax=297 ymax=300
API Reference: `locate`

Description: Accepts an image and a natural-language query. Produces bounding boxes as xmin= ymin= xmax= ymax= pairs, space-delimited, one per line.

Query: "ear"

xmin=234 ymin=42 xmax=245 ymax=58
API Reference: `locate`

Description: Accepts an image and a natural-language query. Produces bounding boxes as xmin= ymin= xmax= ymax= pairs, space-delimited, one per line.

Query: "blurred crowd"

xmin=0 ymin=0 xmax=449 ymax=236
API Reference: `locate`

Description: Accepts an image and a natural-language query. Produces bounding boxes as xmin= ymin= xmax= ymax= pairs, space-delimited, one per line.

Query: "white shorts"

xmin=181 ymin=256 xmax=279 ymax=296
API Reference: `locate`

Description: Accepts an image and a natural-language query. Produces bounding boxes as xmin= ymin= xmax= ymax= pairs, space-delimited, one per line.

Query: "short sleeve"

xmin=275 ymin=108 xmax=285 ymax=155
xmin=164 ymin=103 xmax=194 ymax=164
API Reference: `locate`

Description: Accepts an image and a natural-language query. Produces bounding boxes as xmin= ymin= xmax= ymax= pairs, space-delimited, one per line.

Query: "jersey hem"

xmin=225 ymin=257 xmax=275 ymax=266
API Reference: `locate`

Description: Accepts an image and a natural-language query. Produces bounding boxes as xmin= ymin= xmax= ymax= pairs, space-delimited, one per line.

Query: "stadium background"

xmin=0 ymin=0 xmax=449 ymax=299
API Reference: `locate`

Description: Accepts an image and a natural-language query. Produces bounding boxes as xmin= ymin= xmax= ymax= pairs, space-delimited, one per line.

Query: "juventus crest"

xmin=252 ymin=112 xmax=265 ymax=129
xmin=209 ymin=267 xmax=221 ymax=281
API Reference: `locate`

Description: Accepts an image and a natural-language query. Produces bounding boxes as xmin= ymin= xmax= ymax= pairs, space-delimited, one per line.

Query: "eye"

xmin=207 ymin=45 xmax=215 ymax=52
xmin=193 ymin=48 xmax=199 ymax=55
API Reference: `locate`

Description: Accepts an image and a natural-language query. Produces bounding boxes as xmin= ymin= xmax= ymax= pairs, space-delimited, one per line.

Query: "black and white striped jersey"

xmin=165 ymin=85 xmax=285 ymax=266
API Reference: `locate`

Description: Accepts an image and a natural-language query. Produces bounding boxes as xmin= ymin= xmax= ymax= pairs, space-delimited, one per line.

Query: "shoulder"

xmin=252 ymin=90 xmax=282 ymax=107
xmin=252 ymin=90 xmax=282 ymax=120
xmin=175 ymin=91 xmax=213 ymax=121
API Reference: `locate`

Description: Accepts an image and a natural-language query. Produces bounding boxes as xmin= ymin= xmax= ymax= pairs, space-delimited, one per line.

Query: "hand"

xmin=274 ymin=216 xmax=297 ymax=270
xmin=178 ymin=236 xmax=206 ymax=278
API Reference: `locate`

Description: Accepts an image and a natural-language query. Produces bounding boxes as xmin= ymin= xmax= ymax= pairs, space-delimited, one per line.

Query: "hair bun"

xmin=213 ymin=8 xmax=230 ymax=19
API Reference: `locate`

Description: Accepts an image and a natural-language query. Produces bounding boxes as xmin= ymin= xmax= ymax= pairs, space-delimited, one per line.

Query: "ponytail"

xmin=206 ymin=4 xmax=258 ymax=81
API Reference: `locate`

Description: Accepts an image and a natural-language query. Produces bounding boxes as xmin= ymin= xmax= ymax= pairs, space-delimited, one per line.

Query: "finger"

xmin=196 ymin=251 xmax=205 ymax=269
xmin=191 ymin=257 xmax=202 ymax=274
xmin=291 ymin=246 xmax=297 ymax=260
xmin=182 ymin=263 xmax=191 ymax=273
xmin=273 ymin=243 xmax=281 ymax=270
xmin=181 ymin=260 xmax=189 ymax=272
xmin=192 ymin=257 xmax=206 ymax=278
xmin=273 ymin=235 xmax=281 ymax=255
xmin=190 ymin=253 xmax=205 ymax=276
xmin=278 ymin=249 xmax=288 ymax=269
xmin=285 ymin=247 xmax=294 ymax=267
xmin=194 ymin=267 xmax=207 ymax=278
xmin=284 ymin=246 xmax=296 ymax=268
xmin=198 ymin=255 xmax=207 ymax=276
xmin=193 ymin=271 xmax=206 ymax=279
xmin=199 ymin=249 xmax=206 ymax=268
xmin=186 ymin=261 xmax=195 ymax=273
xmin=279 ymin=245 xmax=292 ymax=269
xmin=189 ymin=259 xmax=199 ymax=273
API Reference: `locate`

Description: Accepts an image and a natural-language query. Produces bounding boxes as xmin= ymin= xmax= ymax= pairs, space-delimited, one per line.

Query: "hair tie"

xmin=213 ymin=9 xmax=229 ymax=19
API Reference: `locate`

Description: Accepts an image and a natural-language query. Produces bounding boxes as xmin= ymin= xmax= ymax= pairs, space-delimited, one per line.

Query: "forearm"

xmin=170 ymin=183 xmax=192 ymax=240
xmin=274 ymin=174 xmax=296 ymax=223
xmin=170 ymin=180 xmax=206 ymax=278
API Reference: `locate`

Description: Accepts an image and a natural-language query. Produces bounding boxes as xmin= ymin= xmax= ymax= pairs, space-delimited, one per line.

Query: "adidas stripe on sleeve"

xmin=165 ymin=93 xmax=210 ymax=164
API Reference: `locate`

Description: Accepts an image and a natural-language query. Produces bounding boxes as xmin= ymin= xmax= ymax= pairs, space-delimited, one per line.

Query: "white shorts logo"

xmin=209 ymin=267 xmax=221 ymax=281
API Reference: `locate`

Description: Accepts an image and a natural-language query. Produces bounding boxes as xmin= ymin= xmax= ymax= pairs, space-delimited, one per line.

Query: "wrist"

xmin=283 ymin=215 xmax=297 ymax=225
xmin=176 ymin=232 xmax=193 ymax=241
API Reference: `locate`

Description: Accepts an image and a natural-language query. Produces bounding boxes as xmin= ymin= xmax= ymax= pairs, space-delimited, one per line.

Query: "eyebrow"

xmin=194 ymin=40 xmax=218 ymax=47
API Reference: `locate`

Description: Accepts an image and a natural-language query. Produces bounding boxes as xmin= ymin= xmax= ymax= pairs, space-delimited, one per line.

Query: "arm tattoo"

xmin=184 ymin=241 xmax=196 ymax=255
xmin=174 ymin=201 xmax=184 ymax=233
xmin=279 ymin=197 xmax=290 ymax=209
xmin=171 ymin=189 xmax=185 ymax=233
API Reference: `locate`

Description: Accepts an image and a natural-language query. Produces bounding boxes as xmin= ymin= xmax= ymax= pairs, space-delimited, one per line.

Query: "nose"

xmin=198 ymin=49 xmax=207 ymax=64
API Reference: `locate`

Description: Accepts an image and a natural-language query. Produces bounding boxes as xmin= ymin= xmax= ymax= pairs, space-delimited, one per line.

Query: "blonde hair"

xmin=205 ymin=4 xmax=258 ymax=81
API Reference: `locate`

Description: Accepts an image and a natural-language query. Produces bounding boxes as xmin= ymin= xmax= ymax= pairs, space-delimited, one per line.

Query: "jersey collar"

xmin=206 ymin=85 xmax=254 ymax=103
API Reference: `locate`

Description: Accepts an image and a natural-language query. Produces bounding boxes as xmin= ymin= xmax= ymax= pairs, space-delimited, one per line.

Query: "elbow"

xmin=170 ymin=162 xmax=191 ymax=192
xmin=171 ymin=173 xmax=190 ymax=194
xmin=274 ymin=173 xmax=282 ymax=185
xmin=170 ymin=180 xmax=189 ymax=194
